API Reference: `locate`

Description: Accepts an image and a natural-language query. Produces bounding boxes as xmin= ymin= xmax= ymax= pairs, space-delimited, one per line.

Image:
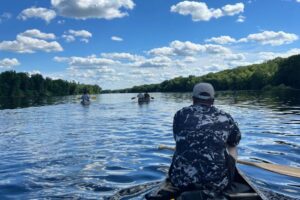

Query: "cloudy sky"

xmin=0 ymin=0 xmax=300 ymax=89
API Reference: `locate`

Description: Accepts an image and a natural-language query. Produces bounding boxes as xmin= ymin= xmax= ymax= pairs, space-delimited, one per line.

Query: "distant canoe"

xmin=81 ymin=100 xmax=90 ymax=105
xmin=138 ymin=97 xmax=150 ymax=103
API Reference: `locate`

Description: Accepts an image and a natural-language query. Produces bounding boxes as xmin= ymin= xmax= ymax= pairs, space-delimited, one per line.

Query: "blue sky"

xmin=0 ymin=0 xmax=300 ymax=89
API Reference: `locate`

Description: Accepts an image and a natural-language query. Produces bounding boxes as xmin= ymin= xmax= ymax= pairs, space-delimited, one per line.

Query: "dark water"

xmin=0 ymin=90 xmax=300 ymax=199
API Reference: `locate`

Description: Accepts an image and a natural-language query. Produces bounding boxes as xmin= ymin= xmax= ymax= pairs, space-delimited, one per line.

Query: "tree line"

xmin=0 ymin=71 xmax=101 ymax=97
xmin=104 ymin=54 xmax=300 ymax=93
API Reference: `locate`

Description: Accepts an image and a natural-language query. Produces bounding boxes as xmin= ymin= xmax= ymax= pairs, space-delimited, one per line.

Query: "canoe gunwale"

xmin=108 ymin=168 xmax=267 ymax=200
xmin=236 ymin=168 xmax=268 ymax=200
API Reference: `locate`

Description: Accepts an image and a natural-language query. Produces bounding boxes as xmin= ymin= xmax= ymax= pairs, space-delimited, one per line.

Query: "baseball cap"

xmin=192 ymin=82 xmax=215 ymax=100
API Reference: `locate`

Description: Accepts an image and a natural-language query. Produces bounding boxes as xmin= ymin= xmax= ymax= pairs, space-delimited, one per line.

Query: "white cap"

xmin=192 ymin=83 xmax=215 ymax=100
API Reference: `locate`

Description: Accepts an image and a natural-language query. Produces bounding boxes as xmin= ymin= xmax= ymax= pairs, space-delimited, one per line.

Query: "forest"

xmin=0 ymin=71 xmax=101 ymax=97
xmin=105 ymin=54 xmax=300 ymax=93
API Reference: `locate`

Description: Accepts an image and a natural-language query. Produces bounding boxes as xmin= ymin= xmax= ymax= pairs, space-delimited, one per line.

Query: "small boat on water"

xmin=81 ymin=100 xmax=91 ymax=105
xmin=108 ymin=168 xmax=267 ymax=200
xmin=138 ymin=97 xmax=151 ymax=104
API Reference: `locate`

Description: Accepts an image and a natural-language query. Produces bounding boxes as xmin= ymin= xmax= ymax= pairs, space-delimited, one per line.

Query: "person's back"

xmin=144 ymin=92 xmax=150 ymax=100
xmin=81 ymin=90 xmax=90 ymax=102
xmin=169 ymin=104 xmax=240 ymax=191
xmin=137 ymin=93 xmax=144 ymax=99
xmin=169 ymin=83 xmax=241 ymax=192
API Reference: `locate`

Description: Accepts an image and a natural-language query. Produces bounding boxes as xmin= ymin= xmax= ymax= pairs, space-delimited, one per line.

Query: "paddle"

xmin=131 ymin=97 xmax=136 ymax=100
xmin=158 ymin=145 xmax=300 ymax=179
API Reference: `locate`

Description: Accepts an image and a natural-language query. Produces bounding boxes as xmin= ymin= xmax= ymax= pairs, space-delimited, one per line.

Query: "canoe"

xmin=138 ymin=97 xmax=150 ymax=103
xmin=81 ymin=100 xmax=90 ymax=105
xmin=224 ymin=168 xmax=267 ymax=200
xmin=108 ymin=168 xmax=267 ymax=200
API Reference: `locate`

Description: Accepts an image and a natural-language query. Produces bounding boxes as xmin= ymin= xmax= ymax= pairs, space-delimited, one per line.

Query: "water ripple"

xmin=0 ymin=92 xmax=300 ymax=199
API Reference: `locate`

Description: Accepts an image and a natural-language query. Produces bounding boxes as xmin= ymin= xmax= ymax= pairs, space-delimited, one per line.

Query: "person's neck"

xmin=193 ymin=102 xmax=213 ymax=107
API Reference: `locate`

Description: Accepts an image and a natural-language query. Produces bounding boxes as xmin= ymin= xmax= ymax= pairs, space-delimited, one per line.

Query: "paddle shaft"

xmin=158 ymin=145 xmax=300 ymax=178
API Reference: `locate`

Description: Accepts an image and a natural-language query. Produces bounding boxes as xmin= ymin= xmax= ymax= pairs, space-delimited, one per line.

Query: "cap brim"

xmin=193 ymin=95 xmax=213 ymax=100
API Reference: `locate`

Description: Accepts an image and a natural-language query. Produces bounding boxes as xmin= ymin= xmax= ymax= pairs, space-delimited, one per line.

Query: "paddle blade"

xmin=158 ymin=145 xmax=175 ymax=151
xmin=238 ymin=160 xmax=300 ymax=178
xmin=131 ymin=97 xmax=136 ymax=100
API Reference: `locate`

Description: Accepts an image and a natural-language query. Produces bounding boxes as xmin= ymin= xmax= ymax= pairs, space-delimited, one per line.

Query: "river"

xmin=0 ymin=90 xmax=300 ymax=199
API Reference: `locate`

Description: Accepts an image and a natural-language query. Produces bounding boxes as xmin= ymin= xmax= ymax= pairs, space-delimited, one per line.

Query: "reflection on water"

xmin=0 ymin=90 xmax=300 ymax=199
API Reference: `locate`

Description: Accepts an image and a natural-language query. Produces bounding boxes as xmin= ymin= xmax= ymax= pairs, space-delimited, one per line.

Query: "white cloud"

xmin=0 ymin=29 xmax=63 ymax=53
xmin=51 ymin=0 xmax=135 ymax=20
xmin=111 ymin=36 xmax=123 ymax=42
xmin=62 ymin=29 xmax=92 ymax=43
xmin=224 ymin=53 xmax=246 ymax=61
xmin=148 ymin=47 xmax=174 ymax=57
xmin=237 ymin=15 xmax=246 ymax=23
xmin=80 ymin=38 xmax=89 ymax=43
xmin=69 ymin=30 xmax=92 ymax=38
xmin=222 ymin=3 xmax=244 ymax=16
xmin=170 ymin=1 xmax=222 ymax=21
xmin=259 ymin=48 xmax=300 ymax=60
xmin=242 ymin=31 xmax=298 ymax=46
xmin=149 ymin=40 xmax=231 ymax=57
xmin=170 ymin=40 xmax=206 ymax=56
xmin=18 ymin=7 xmax=56 ymax=23
xmin=97 ymin=66 xmax=116 ymax=73
xmin=57 ymin=20 xmax=65 ymax=24
xmin=205 ymin=36 xmax=236 ymax=44
xmin=0 ymin=58 xmax=20 ymax=69
xmin=54 ymin=55 xmax=119 ymax=68
xmin=207 ymin=31 xmax=298 ymax=46
xmin=139 ymin=56 xmax=173 ymax=68
xmin=0 ymin=12 xmax=12 ymax=23
xmin=101 ymin=52 xmax=144 ymax=62
xmin=20 ymin=29 xmax=56 ymax=40
xmin=170 ymin=1 xmax=244 ymax=21
xmin=62 ymin=35 xmax=75 ymax=42
xmin=28 ymin=70 xmax=42 ymax=75
xmin=204 ymin=44 xmax=232 ymax=54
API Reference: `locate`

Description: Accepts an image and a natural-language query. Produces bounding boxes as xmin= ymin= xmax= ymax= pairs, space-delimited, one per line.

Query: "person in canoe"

xmin=81 ymin=89 xmax=90 ymax=105
xmin=137 ymin=92 xmax=144 ymax=99
xmin=144 ymin=92 xmax=150 ymax=101
xmin=137 ymin=92 xmax=149 ymax=103
xmin=146 ymin=83 xmax=241 ymax=199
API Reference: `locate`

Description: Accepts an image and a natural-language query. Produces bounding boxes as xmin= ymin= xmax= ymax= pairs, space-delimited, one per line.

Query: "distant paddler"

xmin=81 ymin=89 xmax=91 ymax=105
xmin=131 ymin=92 xmax=154 ymax=103
xmin=144 ymin=92 xmax=150 ymax=101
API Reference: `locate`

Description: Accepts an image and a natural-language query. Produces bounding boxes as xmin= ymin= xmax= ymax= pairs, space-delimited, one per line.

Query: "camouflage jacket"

xmin=168 ymin=104 xmax=241 ymax=191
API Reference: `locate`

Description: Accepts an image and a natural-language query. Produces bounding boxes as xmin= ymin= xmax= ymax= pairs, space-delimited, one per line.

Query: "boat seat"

xmin=225 ymin=192 xmax=259 ymax=200
xmin=224 ymin=182 xmax=259 ymax=199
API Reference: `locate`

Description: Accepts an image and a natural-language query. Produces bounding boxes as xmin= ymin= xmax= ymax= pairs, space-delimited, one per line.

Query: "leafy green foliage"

xmin=107 ymin=54 xmax=300 ymax=93
xmin=0 ymin=71 xmax=101 ymax=97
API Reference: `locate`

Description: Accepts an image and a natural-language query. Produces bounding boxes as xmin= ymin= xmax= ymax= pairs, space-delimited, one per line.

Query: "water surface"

xmin=0 ymin=90 xmax=300 ymax=199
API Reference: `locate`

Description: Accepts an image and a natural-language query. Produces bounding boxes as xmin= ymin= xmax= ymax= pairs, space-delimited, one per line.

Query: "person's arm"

xmin=226 ymin=115 xmax=241 ymax=161
xmin=173 ymin=112 xmax=179 ymax=141
xmin=227 ymin=146 xmax=238 ymax=160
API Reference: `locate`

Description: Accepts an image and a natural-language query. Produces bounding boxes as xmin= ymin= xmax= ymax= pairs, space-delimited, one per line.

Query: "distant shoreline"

xmin=102 ymin=54 xmax=300 ymax=94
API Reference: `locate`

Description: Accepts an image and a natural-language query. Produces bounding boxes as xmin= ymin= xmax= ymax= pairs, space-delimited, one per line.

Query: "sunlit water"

xmin=0 ymin=91 xmax=300 ymax=199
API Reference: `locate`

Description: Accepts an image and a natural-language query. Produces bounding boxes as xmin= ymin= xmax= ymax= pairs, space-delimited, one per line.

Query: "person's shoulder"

xmin=213 ymin=106 xmax=233 ymax=118
xmin=175 ymin=105 xmax=194 ymax=116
